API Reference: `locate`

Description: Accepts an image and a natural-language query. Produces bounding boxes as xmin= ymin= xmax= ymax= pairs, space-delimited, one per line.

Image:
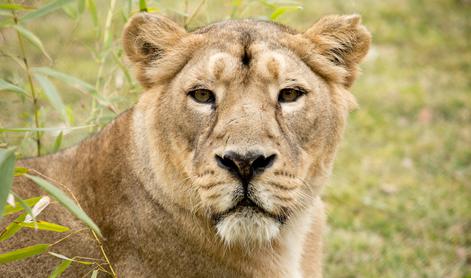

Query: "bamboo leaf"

xmin=12 ymin=193 xmax=37 ymax=222
xmin=77 ymin=0 xmax=85 ymax=14
xmin=31 ymin=67 xmax=112 ymax=107
xmin=32 ymin=67 xmax=96 ymax=93
xmin=21 ymin=0 xmax=74 ymax=22
xmin=62 ymin=3 xmax=78 ymax=19
xmin=0 ymin=214 xmax=25 ymax=242
xmin=85 ymin=0 xmax=98 ymax=27
xmin=23 ymin=196 xmax=50 ymax=222
xmin=6 ymin=193 xmax=14 ymax=206
xmin=33 ymin=74 xmax=70 ymax=125
xmin=0 ymin=4 xmax=35 ymax=11
xmin=49 ymin=259 xmax=72 ymax=278
xmin=0 ymin=51 xmax=26 ymax=70
xmin=3 ymin=196 xmax=39 ymax=216
xmin=270 ymin=5 xmax=302 ymax=20
xmin=14 ymin=167 xmax=29 ymax=177
xmin=0 ymin=244 xmax=49 ymax=264
xmin=48 ymin=252 xmax=70 ymax=260
xmin=0 ymin=79 xmax=27 ymax=96
xmin=139 ymin=0 xmax=148 ymax=12
xmin=24 ymin=174 xmax=102 ymax=237
xmin=19 ymin=221 xmax=70 ymax=232
xmin=12 ymin=25 xmax=52 ymax=61
xmin=0 ymin=10 xmax=13 ymax=17
xmin=0 ymin=125 xmax=94 ymax=133
xmin=0 ymin=147 xmax=16 ymax=219
xmin=52 ymin=131 xmax=63 ymax=152
xmin=48 ymin=252 xmax=94 ymax=265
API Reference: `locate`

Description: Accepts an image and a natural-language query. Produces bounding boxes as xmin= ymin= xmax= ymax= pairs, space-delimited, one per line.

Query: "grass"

xmin=1 ymin=0 xmax=470 ymax=277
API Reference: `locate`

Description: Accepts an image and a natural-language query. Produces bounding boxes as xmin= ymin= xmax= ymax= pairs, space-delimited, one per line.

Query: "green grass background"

xmin=1 ymin=0 xmax=470 ymax=277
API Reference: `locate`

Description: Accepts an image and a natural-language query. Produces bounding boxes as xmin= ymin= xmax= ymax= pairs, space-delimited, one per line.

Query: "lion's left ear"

xmin=123 ymin=13 xmax=187 ymax=88
xmin=304 ymin=14 xmax=371 ymax=87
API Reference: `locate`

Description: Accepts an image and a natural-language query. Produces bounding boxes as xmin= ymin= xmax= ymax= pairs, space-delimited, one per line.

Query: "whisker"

xmin=200 ymin=181 xmax=227 ymax=190
xmin=265 ymin=180 xmax=296 ymax=191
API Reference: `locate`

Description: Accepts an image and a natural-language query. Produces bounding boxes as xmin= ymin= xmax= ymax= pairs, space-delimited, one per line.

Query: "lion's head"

xmin=124 ymin=13 xmax=370 ymax=246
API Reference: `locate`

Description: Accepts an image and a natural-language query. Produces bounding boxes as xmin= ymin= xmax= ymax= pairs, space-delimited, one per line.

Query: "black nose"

xmin=215 ymin=151 xmax=277 ymax=184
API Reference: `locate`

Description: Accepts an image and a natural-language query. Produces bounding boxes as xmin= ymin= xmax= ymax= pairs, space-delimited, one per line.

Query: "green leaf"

xmin=0 ymin=147 xmax=16 ymax=219
xmin=0 ymin=4 xmax=35 ymax=11
xmin=14 ymin=167 xmax=29 ymax=177
xmin=65 ymin=106 xmax=75 ymax=125
xmin=91 ymin=270 xmax=98 ymax=278
xmin=32 ymin=67 xmax=95 ymax=93
xmin=48 ymin=252 xmax=94 ymax=265
xmin=52 ymin=131 xmax=63 ymax=152
xmin=12 ymin=25 xmax=52 ymax=61
xmin=111 ymin=51 xmax=134 ymax=87
xmin=0 ymin=79 xmax=27 ymax=96
xmin=0 ymin=125 xmax=94 ymax=133
xmin=62 ymin=3 xmax=78 ymax=19
xmin=77 ymin=0 xmax=85 ymax=14
xmin=11 ymin=193 xmax=36 ymax=223
xmin=0 ymin=51 xmax=26 ymax=70
xmin=3 ymin=196 xmax=39 ymax=216
xmin=24 ymin=174 xmax=102 ymax=237
xmin=0 ymin=10 xmax=13 ymax=17
xmin=0 ymin=214 xmax=25 ymax=242
xmin=85 ymin=0 xmax=98 ymax=27
xmin=0 ymin=244 xmax=49 ymax=264
xmin=19 ymin=221 xmax=70 ymax=232
xmin=31 ymin=67 xmax=111 ymax=107
xmin=48 ymin=252 xmax=70 ymax=261
xmin=139 ymin=0 xmax=148 ymax=12
xmin=270 ymin=5 xmax=302 ymax=21
xmin=33 ymin=74 xmax=70 ymax=125
xmin=49 ymin=259 xmax=72 ymax=278
xmin=21 ymin=0 xmax=74 ymax=22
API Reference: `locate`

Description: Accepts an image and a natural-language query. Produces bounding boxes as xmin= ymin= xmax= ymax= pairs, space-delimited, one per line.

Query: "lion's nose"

xmin=215 ymin=151 xmax=277 ymax=184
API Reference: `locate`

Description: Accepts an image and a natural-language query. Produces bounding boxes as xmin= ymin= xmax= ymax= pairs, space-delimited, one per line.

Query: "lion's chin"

xmin=215 ymin=208 xmax=281 ymax=246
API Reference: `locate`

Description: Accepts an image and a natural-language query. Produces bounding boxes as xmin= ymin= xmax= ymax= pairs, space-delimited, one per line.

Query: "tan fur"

xmin=0 ymin=13 xmax=370 ymax=277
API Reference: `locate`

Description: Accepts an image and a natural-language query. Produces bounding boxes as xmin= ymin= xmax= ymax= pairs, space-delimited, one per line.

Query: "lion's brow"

xmin=240 ymin=31 xmax=253 ymax=66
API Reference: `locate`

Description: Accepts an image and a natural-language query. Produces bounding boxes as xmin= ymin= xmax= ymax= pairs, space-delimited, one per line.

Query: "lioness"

xmin=1 ymin=13 xmax=370 ymax=277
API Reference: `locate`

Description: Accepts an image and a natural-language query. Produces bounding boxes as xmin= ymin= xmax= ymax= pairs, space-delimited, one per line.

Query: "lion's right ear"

xmin=123 ymin=13 xmax=187 ymax=88
xmin=303 ymin=14 xmax=371 ymax=88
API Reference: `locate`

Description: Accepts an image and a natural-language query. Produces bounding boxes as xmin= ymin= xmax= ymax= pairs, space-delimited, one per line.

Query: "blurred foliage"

xmin=0 ymin=0 xmax=470 ymax=277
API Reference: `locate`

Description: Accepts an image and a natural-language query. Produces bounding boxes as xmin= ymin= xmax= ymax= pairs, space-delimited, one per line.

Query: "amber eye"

xmin=188 ymin=89 xmax=215 ymax=104
xmin=278 ymin=88 xmax=305 ymax=103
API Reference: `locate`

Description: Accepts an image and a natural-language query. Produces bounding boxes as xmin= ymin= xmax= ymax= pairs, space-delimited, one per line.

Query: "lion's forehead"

xmin=203 ymin=47 xmax=298 ymax=83
xmin=193 ymin=19 xmax=297 ymax=37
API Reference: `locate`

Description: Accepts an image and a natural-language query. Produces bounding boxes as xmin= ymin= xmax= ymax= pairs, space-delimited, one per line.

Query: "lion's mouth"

xmin=212 ymin=197 xmax=287 ymax=224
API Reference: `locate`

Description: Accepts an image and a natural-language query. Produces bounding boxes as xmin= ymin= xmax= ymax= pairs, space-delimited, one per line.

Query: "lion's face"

xmin=171 ymin=43 xmax=337 ymax=245
xmin=125 ymin=14 xmax=370 ymax=245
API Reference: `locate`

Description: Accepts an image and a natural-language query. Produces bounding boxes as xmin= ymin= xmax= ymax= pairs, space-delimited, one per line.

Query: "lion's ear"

xmin=123 ymin=13 xmax=187 ymax=87
xmin=304 ymin=14 xmax=371 ymax=87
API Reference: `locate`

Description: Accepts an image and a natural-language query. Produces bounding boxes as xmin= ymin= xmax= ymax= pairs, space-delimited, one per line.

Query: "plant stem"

xmin=11 ymin=10 xmax=41 ymax=156
xmin=91 ymin=230 xmax=117 ymax=277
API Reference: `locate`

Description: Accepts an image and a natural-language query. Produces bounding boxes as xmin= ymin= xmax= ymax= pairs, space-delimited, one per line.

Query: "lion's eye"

xmin=189 ymin=89 xmax=215 ymax=104
xmin=278 ymin=88 xmax=304 ymax=103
